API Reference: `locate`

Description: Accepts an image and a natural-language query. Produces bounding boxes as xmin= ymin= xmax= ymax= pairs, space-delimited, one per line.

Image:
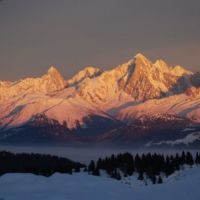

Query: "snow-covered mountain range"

xmin=0 ymin=53 xmax=200 ymax=146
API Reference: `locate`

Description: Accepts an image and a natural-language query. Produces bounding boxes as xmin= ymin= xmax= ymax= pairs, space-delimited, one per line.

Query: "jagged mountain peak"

xmin=46 ymin=66 xmax=65 ymax=80
xmin=0 ymin=66 xmax=66 ymax=100
xmin=0 ymin=54 xmax=194 ymax=103
xmin=172 ymin=65 xmax=192 ymax=76
xmin=134 ymin=53 xmax=148 ymax=60
xmin=154 ymin=59 xmax=169 ymax=69
xmin=134 ymin=53 xmax=152 ymax=66
xmin=117 ymin=54 xmax=193 ymax=100
xmin=75 ymin=65 xmax=101 ymax=78
xmin=41 ymin=66 xmax=65 ymax=92
xmin=42 ymin=66 xmax=64 ymax=81
xmin=133 ymin=54 xmax=191 ymax=76
xmin=75 ymin=53 xmax=196 ymax=103
xmin=66 ymin=66 xmax=101 ymax=87
xmin=132 ymin=53 xmax=192 ymax=77
xmin=0 ymin=53 xmax=200 ymax=145
xmin=47 ymin=66 xmax=60 ymax=74
xmin=82 ymin=66 xmax=100 ymax=72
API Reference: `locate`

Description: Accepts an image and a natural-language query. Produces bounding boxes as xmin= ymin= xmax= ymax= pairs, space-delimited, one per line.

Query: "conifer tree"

xmin=157 ymin=176 xmax=163 ymax=184
xmin=75 ymin=165 xmax=80 ymax=172
xmin=88 ymin=160 xmax=95 ymax=173
xmin=181 ymin=151 xmax=186 ymax=165
xmin=186 ymin=152 xmax=194 ymax=166
xmin=138 ymin=170 xmax=144 ymax=180
xmin=151 ymin=175 xmax=156 ymax=184
xmin=195 ymin=153 xmax=200 ymax=165
xmin=92 ymin=167 xmax=100 ymax=176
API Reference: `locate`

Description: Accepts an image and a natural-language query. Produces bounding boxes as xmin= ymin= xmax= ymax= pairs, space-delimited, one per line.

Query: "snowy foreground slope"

xmin=0 ymin=166 xmax=200 ymax=200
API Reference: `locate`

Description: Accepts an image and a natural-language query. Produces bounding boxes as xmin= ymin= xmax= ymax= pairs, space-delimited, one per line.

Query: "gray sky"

xmin=0 ymin=0 xmax=199 ymax=80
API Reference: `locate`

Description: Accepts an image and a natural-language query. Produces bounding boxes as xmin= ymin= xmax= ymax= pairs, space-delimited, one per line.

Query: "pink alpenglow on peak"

xmin=42 ymin=66 xmax=66 ymax=92
xmin=0 ymin=53 xmax=199 ymax=132
xmin=0 ymin=66 xmax=66 ymax=100
xmin=66 ymin=66 xmax=101 ymax=87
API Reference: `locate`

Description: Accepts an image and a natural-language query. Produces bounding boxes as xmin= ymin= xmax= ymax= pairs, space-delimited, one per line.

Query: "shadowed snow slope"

xmin=0 ymin=166 xmax=200 ymax=200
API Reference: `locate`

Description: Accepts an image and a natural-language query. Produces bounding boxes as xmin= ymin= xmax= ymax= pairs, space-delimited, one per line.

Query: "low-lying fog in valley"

xmin=0 ymin=145 xmax=198 ymax=164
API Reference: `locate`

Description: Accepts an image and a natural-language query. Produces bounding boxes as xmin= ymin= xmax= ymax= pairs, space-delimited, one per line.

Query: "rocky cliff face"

xmin=119 ymin=54 xmax=192 ymax=100
xmin=0 ymin=53 xmax=200 ymax=146
xmin=74 ymin=53 xmax=193 ymax=103
xmin=66 ymin=66 xmax=101 ymax=87
xmin=0 ymin=54 xmax=195 ymax=102
xmin=0 ymin=66 xmax=65 ymax=100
